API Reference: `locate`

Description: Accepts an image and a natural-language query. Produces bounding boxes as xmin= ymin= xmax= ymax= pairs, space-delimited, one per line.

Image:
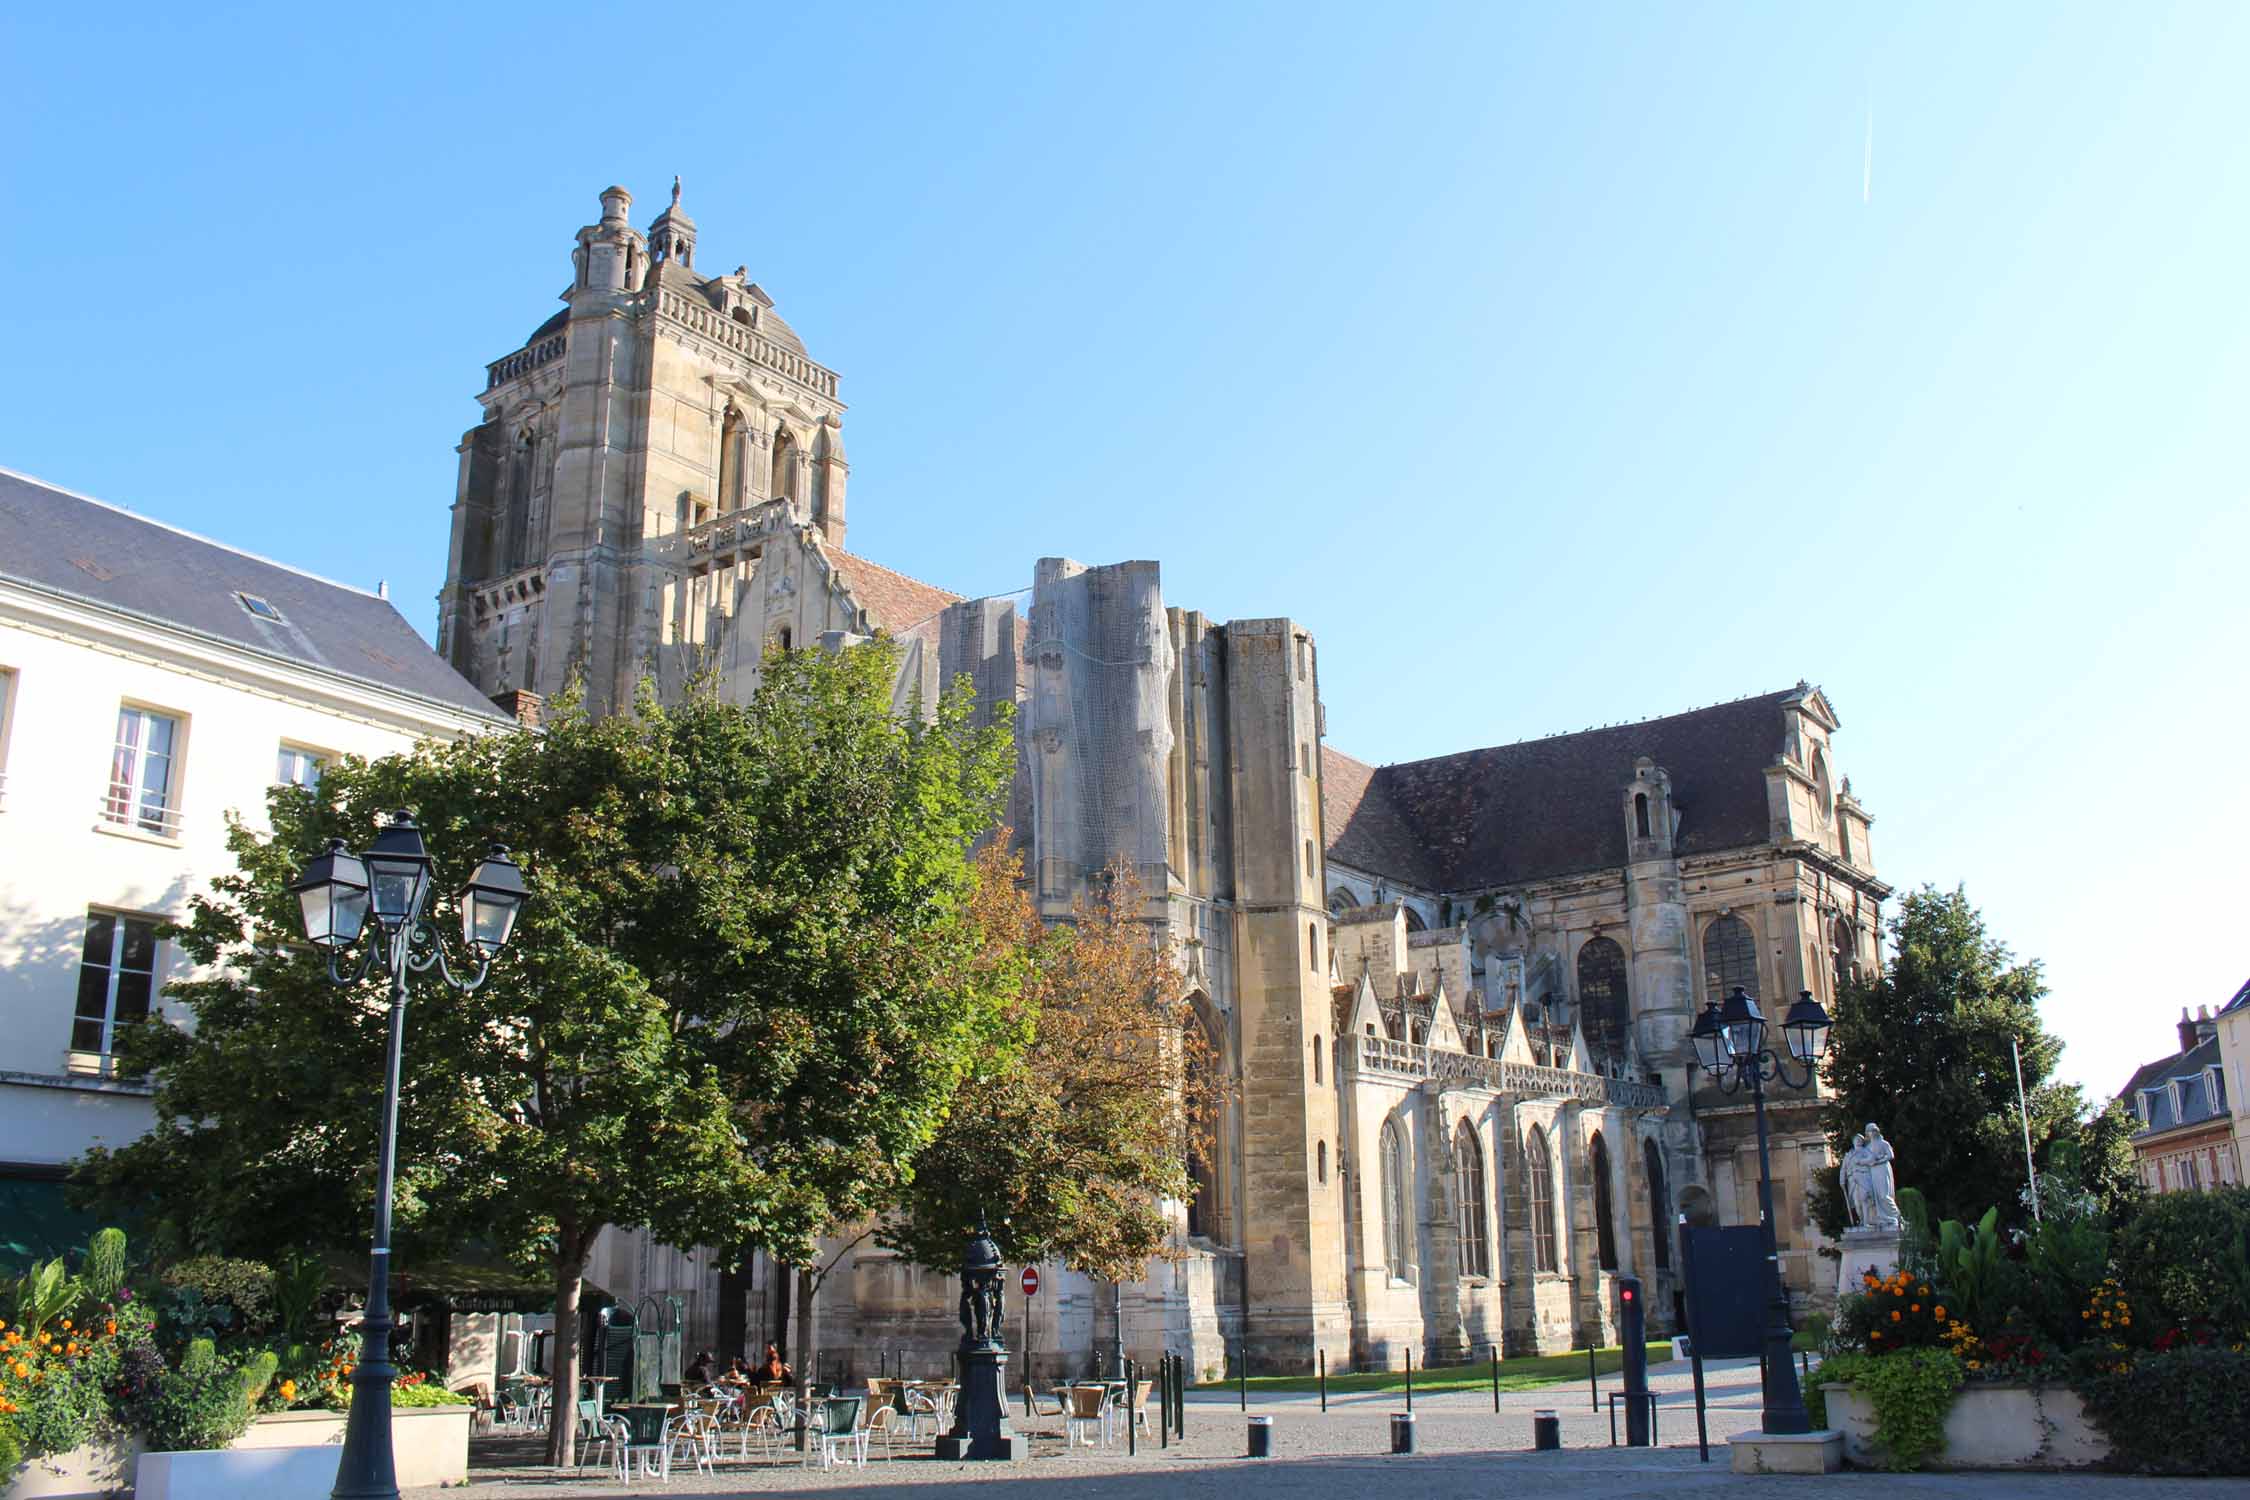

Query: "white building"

xmin=0 ymin=466 xmax=511 ymax=1256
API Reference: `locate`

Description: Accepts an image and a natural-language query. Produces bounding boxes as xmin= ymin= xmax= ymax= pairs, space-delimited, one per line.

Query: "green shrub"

xmin=2077 ymin=1348 xmax=2250 ymax=1475
xmin=158 ymin=1258 xmax=275 ymax=1340
xmin=5 ymin=1353 xmax=107 ymax=1460
xmin=84 ymin=1229 xmax=130 ymax=1307
xmin=132 ymin=1341 xmax=260 ymax=1453
xmin=2112 ymin=1188 xmax=2250 ymax=1338
xmin=0 ymin=1410 xmax=22 ymax=1473
xmin=1812 ymin=1346 xmax=1963 ymax=1471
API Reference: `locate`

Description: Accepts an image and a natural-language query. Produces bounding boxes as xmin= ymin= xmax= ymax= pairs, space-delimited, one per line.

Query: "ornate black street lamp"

xmin=289 ymin=813 xmax=525 ymax=1500
xmin=1689 ymin=984 xmax=1832 ymax=1436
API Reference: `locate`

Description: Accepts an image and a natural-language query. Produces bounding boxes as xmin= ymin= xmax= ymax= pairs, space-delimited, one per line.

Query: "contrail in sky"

xmin=1863 ymin=105 xmax=1874 ymax=203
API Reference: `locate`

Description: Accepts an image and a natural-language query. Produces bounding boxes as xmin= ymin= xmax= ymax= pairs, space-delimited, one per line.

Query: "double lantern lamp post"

xmin=1688 ymin=983 xmax=1833 ymax=1437
xmin=288 ymin=812 xmax=526 ymax=1500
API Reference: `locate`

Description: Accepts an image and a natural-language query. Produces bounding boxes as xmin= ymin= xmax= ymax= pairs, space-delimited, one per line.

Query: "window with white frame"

xmin=276 ymin=745 xmax=327 ymax=790
xmin=105 ymin=705 xmax=182 ymax=835
xmin=73 ymin=909 xmax=161 ymax=1060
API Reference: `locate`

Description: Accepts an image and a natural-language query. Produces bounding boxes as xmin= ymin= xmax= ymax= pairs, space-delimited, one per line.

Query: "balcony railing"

xmin=1347 ymin=1032 xmax=1669 ymax=1109
xmin=99 ymin=794 xmax=184 ymax=840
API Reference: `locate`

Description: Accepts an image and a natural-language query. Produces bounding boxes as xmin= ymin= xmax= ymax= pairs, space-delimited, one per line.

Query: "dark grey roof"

xmin=0 ymin=468 xmax=508 ymax=722
xmin=1327 ymin=690 xmax=1799 ymax=891
xmin=2120 ymin=1036 xmax=2228 ymax=1137
xmin=2220 ymin=977 xmax=2250 ymax=1018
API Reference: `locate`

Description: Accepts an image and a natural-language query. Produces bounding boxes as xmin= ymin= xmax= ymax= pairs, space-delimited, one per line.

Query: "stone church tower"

xmin=438 ymin=180 xmax=852 ymax=713
xmin=436 ymin=184 xmax=1891 ymax=1378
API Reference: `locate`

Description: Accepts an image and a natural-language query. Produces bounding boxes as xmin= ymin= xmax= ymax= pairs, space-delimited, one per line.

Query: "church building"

xmin=437 ymin=184 xmax=1893 ymax=1375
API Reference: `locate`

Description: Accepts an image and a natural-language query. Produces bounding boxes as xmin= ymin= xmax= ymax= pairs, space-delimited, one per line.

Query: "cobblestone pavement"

xmin=411 ymin=1360 xmax=2240 ymax=1499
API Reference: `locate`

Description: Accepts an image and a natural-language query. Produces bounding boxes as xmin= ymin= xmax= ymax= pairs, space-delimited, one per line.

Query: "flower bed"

xmin=6 ymin=1406 xmax=470 ymax=1499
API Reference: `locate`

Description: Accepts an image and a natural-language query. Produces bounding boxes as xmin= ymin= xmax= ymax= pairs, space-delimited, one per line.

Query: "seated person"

xmin=684 ymin=1349 xmax=716 ymax=1385
xmin=751 ymin=1343 xmax=793 ymax=1386
xmin=720 ymin=1356 xmax=752 ymax=1386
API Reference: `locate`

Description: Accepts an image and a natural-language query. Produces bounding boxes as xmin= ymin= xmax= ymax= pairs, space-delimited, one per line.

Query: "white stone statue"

xmin=1842 ymin=1130 xmax=1872 ymax=1227
xmin=1861 ymin=1123 xmax=1899 ymax=1231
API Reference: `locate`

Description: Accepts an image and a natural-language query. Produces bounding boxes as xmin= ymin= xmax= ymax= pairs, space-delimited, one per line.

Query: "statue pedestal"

xmin=1835 ymin=1226 xmax=1902 ymax=1299
xmin=934 ymin=1345 xmax=1023 ymax=1462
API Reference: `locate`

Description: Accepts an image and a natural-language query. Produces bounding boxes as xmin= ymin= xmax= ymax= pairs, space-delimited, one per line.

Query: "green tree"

xmin=1817 ymin=886 xmax=2119 ymax=1235
xmin=81 ymin=646 xmax=1017 ymax=1462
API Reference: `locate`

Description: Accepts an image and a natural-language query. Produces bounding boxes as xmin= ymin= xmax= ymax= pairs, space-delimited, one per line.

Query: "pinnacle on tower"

xmin=648 ymin=175 xmax=696 ymax=269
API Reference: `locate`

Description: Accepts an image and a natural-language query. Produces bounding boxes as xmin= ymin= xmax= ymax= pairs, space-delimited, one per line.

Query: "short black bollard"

xmin=1158 ymin=1357 xmax=1169 ymax=1449
xmin=1588 ymin=1345 xmax=1599 ymax=1411
xmin=1532 ymin=1409 xmax=1561 ymax=1451
xmin=1248 ymin=1414 xmax=1273 ymax=1458
xmin=1318 ymin=1348 xmax=1327 ymax=1413
xmin=1390 ymin=1411 xmax=1417 ymax=1454
xmin=1173 ymin=1354 xmax=1186 ymax=1439
xmin=1490 ymin=1345 xmax=1500 ymax=1413
xmin=1404 ymin=1346 xmax=1413 ymax=1412
xmin=1238 ymin=1344 xmax=1247 ymax=1411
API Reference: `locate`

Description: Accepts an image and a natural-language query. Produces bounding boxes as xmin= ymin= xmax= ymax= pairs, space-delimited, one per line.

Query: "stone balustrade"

xmin=657 ymin=292 xmax=841 ymax=399
xmin=484 ymin=333 xmax=567 ymax=390
xmin=1347 ymin=1032 xmax=1668 ymax=1108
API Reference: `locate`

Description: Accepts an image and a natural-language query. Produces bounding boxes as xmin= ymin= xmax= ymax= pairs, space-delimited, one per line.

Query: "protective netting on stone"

xmin=1026 ymin=562 xmax=1174 ymax=884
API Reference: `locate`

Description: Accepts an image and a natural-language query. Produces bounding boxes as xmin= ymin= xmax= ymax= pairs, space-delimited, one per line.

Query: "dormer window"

xmin=2210 ymin=1067 xmax=2228 ymax=1111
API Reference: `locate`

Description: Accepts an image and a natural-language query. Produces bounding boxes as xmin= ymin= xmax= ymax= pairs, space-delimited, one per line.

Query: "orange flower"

xmin=1934 ymin=1307 xmax=1946 ymax=1319
xmin=1890 ymin=1311 xmax=1902 ymax=1322
xmin=1910 ymin=1304 xmax=1921 ymax=1313
xmin=105 ymin=1321 xmax=117 ymax=1336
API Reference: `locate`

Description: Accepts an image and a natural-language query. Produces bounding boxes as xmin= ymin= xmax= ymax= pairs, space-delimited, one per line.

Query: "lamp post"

xmin=1689 ymin=984 xmax=1832 ymax=1436
xmin=289 ymin=813 xmax=526 ymax=1500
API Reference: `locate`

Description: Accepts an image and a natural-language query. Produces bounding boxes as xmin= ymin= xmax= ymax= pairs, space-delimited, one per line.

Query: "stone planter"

xmin=2 ymin=1433 xmax=140 ymax=1500
xmin=139 ymin=1405 xmax=473 ymax=1497
xmin=1823 ymin=1381 xmax=2111 ymax=1470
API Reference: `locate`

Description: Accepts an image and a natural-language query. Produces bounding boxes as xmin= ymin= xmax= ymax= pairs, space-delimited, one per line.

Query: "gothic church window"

xmin=1311 ymin=1033 xmax=1322 ymax=1084
xmin=1402 ymin=907 xmax=1426 ymax=934
xmin=1635 ymin=792 xmax=1651 ymax=839
xmin=1454 ymin=1121 xmax=1489 ymax=1278
xmin=1590 ymin=1131 xmax=1618 ymax=1271
xmin=1577 ymin=936 xmax=1630 ymax=1069
xmin=1380 ymin=1119 xmax=1410 ymax=1280
xmin=1701 ymin=913 xmax=1759 ymax=1003
xmin=1644 ymin=1138 xmax=1672 ymax=1270
xmin=1527 ymin=1125 xmax=1558 ymax=1274
xmin=1185 ymin=1000 xmax=1222 ymax=1241
xmin=1832 ymin=917 xmax=1857 ymax=993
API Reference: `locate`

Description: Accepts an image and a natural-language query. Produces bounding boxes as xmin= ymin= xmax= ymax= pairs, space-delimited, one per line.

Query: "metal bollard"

xmin=1248 ymin=1414 xmax=1273 ymax=1458
xmin=1532 ymin=1409 xmax=1561 ymax=1451
xmin=1319 ymin=1348 xmax=1327 ymax=1413
xmin=1390 ymin=1411 xmax=1417 ymax=1454
xmin=1405 ymin=1346 xmax=1413 ymax=1412
xmin=1127 ymin=1359 xmax=1137 ymax=1456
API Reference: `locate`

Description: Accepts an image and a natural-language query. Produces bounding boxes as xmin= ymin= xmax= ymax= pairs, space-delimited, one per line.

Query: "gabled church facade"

xmin=437 ymin=185 xmax=1893 ymax=1375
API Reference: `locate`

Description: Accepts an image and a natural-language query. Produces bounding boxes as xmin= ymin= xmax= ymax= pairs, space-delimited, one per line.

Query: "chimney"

xmin=491 ymin=689 xmax=544 ymax=728
xmin=2179 ymin=1006 xmax=2201 ymax=1053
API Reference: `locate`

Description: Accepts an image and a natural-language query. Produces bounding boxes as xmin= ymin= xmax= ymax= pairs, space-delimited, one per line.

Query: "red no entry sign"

xmin=1021 ymin=1267 xmax=1041 ymax=1296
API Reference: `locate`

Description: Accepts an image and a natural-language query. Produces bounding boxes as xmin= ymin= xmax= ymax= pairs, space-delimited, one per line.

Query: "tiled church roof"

xmin=1322 ymin=746 xmax=1442 ymax=889
xmin=827 ymin=549 xmax=961 ymax=642
xmin=1326 ymin=689 xmax=1799 ymax=892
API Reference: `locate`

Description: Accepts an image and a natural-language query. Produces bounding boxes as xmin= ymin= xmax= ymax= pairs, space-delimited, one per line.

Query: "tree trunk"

xmin=774 ymin=1260 xmax=792 ymax=1364
xmin=796 ymin=1267 xmax=818 ymax=1384
xmin=544 ymin=1228 xmax=595 ymax=1468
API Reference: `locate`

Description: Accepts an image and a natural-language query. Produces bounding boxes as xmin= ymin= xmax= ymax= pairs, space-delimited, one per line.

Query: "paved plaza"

xmin=407 ymin=1359 xmax=2243 ymax=1499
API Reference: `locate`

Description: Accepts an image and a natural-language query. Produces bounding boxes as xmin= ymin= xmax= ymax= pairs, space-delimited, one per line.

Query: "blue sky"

xmin=6 ymin=3 xmax=2243 ymax=1096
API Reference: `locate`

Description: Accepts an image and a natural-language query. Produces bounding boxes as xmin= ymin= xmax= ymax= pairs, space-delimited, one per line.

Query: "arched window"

xmin=1644 ymin=1138 xmax=1672 ymax=1271
xmin=1304 ymin=839 xmax=1316 ymax=878
xmin=1811 ymin=747 xmax=1833 ymax=826
xmin=1402 ymin=907 xmax=1427 ymax=934
xmin=1185 ymin=1000 xmax=1221 ymax=1241
xmin=1701 ymin=913 xmax=1759 ymax=1003
xmin=1577 ymin=936 xmax=1630 ymax=1068
xmin=718 ymin=408 xmax=745 ymax=511
xmin=1590 ymin=1131 xmax=1618 ymax=1271
xmin=1454 ymin=1121 xmax=1489 ymax=1278
xmin=1832 ymin=917 xmax=1856 ymax=992
xmin=1308 ymin=921 xmax=1320 ymax=969
xmin=1634 ymin=792 xmax=1651 ymax=839
xmin=770 ymin=424 xmax=797 ymax=502
xmin=1316 ymin=1140 xmax=1328 ymax=1184
xmin=1311 ymin=1034 xmax=1323 ymax=1085
xmin=1527 ymin=1125 xmax=1558 ymax=1274
xmin=1379 ymin=1120 xmax=1410 ymax=1280
xmin=1840 ymin=815 xmax=1854 ymax=864
xmin=1328 ymin=888 xmax=1356 ymax=916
